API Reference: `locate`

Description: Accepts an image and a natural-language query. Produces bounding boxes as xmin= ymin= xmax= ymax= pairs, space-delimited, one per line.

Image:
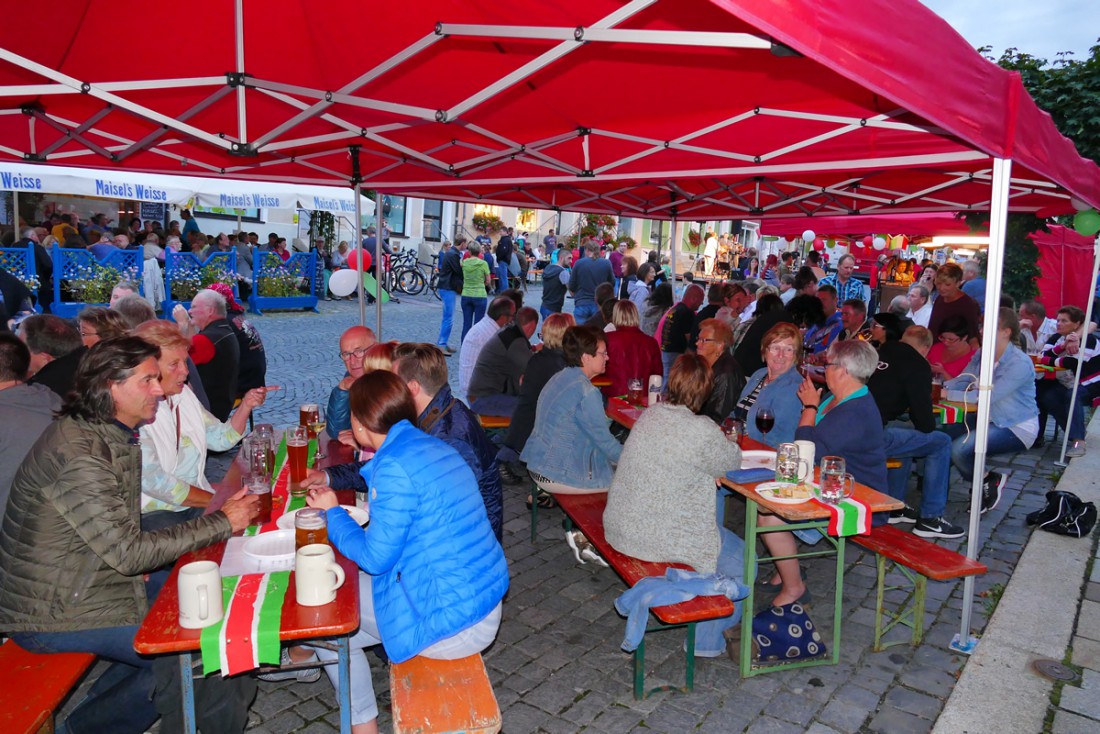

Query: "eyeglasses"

xmin=938 ymin=335 xmax=961 ymax=345
xmin=766 ymin=345 xmax=796 ymax=355
xmin=339 ymin=346 xmax=371 ymax=361
xmin=79 ymin=329 xmax=97 ymax=339
xmin=824 ymin=362 xmax=840 ymax=369
xmin=697 ymin=337 xmax=722 ymax=345
xmin=596 ymin=350 xmax=609 ymax=358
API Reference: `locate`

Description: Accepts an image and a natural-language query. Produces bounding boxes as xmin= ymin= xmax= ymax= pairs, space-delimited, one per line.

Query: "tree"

xmin=983 ymin=42 xmax=1100 ymax=166
xmin=968 ymin=40 xmax=1100 ymax=302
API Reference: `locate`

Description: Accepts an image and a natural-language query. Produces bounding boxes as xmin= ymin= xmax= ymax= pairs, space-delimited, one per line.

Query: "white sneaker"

xmin=565 ymin=530 xmax=586 ymax=564
xmin=257 ymin=648 xmax=322 ymax=683
xmin=579 ymin=545 xmax=610 ymax=568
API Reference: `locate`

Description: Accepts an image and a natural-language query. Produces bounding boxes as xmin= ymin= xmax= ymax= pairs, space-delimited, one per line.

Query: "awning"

xmin=0 ymin=161 xmax=374 ymax=214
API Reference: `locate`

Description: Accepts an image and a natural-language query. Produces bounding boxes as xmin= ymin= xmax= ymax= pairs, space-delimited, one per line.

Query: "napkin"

xmin=812 ymin=495 xmax=871 ymax=537
xmin=725 ymin=468 xmax=776 ymax=484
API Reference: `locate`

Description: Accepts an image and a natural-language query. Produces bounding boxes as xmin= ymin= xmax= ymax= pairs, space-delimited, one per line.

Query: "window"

xmin=422 ymin=199 xmax=443 ymax=241
xmin=618 ymin=216 xmax=634 ymax=239
xmin=649 ymin=219 xmax=669 ymax=246
xmin=193 ymin=204 xmax=263 ymax=223
xmin=382 ymin=195 xmax=407 ymax=237
xmin=517 ymin=208 xmax=537 ymax=234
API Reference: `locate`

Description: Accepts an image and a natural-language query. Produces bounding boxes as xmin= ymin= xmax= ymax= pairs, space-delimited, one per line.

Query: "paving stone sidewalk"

xmin=62 ymin=288 xmax=1075 ymax=733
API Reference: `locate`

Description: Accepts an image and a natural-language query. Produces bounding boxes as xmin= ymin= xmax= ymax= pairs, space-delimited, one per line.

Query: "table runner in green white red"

xmin=198 ymin=438 xmax=316 ymax=676
xmin=933 ymin=402 xmax=966 ymax=425
xmin=811 ymin=495 xmax=871 ymax=536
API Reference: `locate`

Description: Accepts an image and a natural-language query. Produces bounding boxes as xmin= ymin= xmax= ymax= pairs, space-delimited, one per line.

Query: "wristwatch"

xmin=801 ymin=403 xmax=818 ymax=411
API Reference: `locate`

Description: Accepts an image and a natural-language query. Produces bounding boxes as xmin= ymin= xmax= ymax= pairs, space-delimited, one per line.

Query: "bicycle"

xmin=427 ymin=252 xmax=441 ymax=300
xmin=386 ymin=249 xmax=428 ymax=296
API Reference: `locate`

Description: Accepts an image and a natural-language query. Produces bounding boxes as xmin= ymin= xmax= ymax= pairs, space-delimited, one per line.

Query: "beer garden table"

xmin=134 ymin=437 xmax=361 ymax=734
xmin=605 ymin=396 xmax=903 ymax=677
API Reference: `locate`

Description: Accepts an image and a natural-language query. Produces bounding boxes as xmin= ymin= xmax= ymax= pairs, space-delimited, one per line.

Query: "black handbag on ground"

xmin=1027 ymin=490 xmax=1097 ymax=538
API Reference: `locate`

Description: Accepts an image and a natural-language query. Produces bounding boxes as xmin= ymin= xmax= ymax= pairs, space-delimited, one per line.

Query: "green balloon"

xmin=1075 ymin=209 xmax=1100 ymax=237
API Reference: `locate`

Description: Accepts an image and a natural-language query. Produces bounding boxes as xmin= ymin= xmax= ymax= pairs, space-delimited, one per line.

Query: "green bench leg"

xmin=530 ymin=480 xmax=540 ymax=543
xmin=911 ymin=575 xmax=927 ymax=646
xmin=632 ymin=622 xmax=699 ymax=700
xmin=870 ymin=556 xmax=929 ymax=651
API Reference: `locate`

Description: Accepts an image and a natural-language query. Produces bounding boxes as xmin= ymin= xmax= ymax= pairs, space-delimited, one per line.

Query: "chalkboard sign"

xmin=140 ymin=201 xmax=166 ymax=224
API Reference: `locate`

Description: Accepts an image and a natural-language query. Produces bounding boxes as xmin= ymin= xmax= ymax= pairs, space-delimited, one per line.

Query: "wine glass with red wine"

xmin=755 ymin=408 xmax=775 ymax=436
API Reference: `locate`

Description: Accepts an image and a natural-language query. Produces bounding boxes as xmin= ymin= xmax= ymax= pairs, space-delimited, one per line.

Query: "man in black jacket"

xmin=13 ymin=229 xmax=52 ymax=306
xmin=494 ymin=228 xmax=514 ymax=294
xmin=20 ymin=315 xmax=84 ymax=397
xmin=867 ymin=313 xmax=963 ymax=538
xmin=540 ymin=258 xmax=569 ymax=319
xmin=188 ymin=290 xmax=240 ymax=421
xmin=435 ymin=237 xmax=465 ymax=355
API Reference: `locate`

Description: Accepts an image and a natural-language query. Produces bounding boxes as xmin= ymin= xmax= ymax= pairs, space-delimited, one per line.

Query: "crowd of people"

xmin=0 ymin=224 xmax=1092 ymax=732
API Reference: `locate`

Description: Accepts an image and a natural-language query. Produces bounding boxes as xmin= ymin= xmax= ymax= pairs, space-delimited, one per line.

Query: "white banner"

xmin=0 ymin=162 xmax=194 ymax=204
xmin=0 ymin=162 xmax=374 ymax=215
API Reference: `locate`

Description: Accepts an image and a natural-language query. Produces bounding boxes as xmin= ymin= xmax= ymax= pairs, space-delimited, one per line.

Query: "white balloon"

xmin=1072 ymin=197 xmax=1091 ymax=212
xmin=329 ymin=268 xmax=360 ymax=297
xmin=802 ymin=229 xmax=816 ymax=242
xmin=872 ymin=236 xmax=887 ymax=250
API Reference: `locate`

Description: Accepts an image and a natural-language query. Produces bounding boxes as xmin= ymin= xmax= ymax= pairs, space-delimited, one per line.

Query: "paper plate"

xmin=276 ymin=505 xmax=369 ymax=530
xmin=754 ymin=481 xmax=819 ymax=505
xmin=242 ymin=529 xmax=296 ymax=561
xmin=740 ymin=450 xmax=777 ymax=471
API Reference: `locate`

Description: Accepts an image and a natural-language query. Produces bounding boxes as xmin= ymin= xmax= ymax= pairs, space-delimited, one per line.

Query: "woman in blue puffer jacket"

xmin=307 ymin=370 xmax=508 ymax=734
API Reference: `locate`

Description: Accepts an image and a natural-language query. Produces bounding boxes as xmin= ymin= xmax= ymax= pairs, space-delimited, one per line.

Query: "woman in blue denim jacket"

xmin=521 ymin=326 xmax=623 ymax=492
xmin=942 ymin=307 xmax=1038 ymax=513
xmin=732 ymin=322 xmax=805 ymax=447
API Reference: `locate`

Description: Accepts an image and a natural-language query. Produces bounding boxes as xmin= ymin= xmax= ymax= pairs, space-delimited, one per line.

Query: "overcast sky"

xmin=921 ymin=0 xmax=1097 ymax=62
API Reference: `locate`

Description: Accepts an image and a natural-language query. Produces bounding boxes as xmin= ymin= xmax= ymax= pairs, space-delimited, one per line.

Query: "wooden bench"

xmin=389 ymin=653 xmax=501 ymax=734
xmin=553 ymin=492 xmax=736 ymax=699
xmin=476 ymin=414 xmax=511 ymax=430
xmin=852 ymin=524 xmax=987 ymax=651
xmin=0 ymin=640 xmax=96 ymax=734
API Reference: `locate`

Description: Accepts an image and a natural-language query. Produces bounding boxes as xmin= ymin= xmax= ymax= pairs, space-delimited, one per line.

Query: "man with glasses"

xmin=327 ymin=325 xmax=377 ymax=434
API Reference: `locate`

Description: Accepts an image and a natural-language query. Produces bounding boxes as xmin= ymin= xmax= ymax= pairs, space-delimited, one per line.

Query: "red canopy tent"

xmin=2 ymin=0 xmax=1099 ymax=665
xmin=1033 ymin=225 xmax=1097 ymax=314
xmin=758 ymin=213 xmax=979 ymax=238
xmin=0 ymin=0 xmax=1096 ymax=216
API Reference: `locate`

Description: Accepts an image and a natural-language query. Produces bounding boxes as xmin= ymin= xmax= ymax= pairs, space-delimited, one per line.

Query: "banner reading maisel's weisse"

xmin=0 ymin=162 xmax=194 ymax=203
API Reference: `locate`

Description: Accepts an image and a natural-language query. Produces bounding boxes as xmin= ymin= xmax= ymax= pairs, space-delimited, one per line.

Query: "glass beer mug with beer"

xmin=295 ymin=508 xmax=328 ymax=550
xmin=287 ymin=426 xmax=309 ymax=496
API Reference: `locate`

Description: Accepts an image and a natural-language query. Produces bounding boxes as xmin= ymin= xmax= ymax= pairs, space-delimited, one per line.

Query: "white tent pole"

xmin=955 ymin=158 xmax=1012 ymax=654
xmin=11 ymin=189 xmax=18 ymax=238
xmin=354 ymin=183 xmax=364 ymax=327
xmin=669 ymin=214 xmax=678 ymax=295
xmin=375 ymin=191 xmax=384 ymax=337
xmin=1057 ymin=232 xmax=1100 ymax=462
xmin=233 ymin=0 xmax=246 ymax=144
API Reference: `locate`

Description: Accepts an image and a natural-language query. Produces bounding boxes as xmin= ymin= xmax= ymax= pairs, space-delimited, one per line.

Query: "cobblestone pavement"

xmin=70 ymin=287 xmax=1070 ymax=733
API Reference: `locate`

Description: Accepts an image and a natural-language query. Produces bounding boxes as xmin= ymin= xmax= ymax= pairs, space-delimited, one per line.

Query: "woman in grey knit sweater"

xmin=603 ymin=354 xmax=742 ymax=575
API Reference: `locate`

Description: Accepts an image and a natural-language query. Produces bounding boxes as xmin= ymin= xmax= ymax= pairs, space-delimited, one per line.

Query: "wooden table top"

xmin=719 ymin=469 xmax=903 ymax=522
xmin=135 ymin=435 xmax=362 ymax=655
xmin=606 ymin=396 xmax=646 ymax=429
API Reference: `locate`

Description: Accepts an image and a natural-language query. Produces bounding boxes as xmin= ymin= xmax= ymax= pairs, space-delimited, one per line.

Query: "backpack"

xmin=1026 ymin=490 xmax=1097 ymax=538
